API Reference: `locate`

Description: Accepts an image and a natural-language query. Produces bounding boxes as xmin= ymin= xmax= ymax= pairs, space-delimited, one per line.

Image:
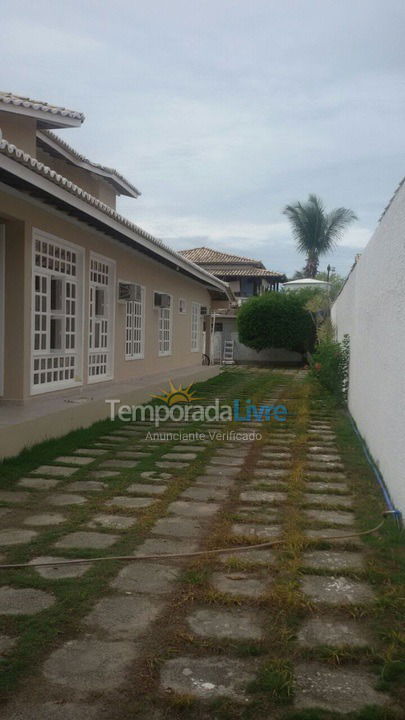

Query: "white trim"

xmin=121 ymin=279 xmax=145 ymax=360
xmin=0 ymin=154 xmax=232 ymax=300
xmin=30 ymin=228 xmax=84 ymax=395
xmin=88 ymin=251 xmax=116 ymax=384
xmin=191 ymin=301 xmax=201 ymax=352
xmin=0 ymin=100 xmax=82 ymax=128
xmin=155 ymin=290 xmax=172 ymax=357
xmin=0 ymin=225 xmax=5 ymax=396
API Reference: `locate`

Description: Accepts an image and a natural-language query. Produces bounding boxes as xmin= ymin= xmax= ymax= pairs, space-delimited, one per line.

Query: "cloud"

xmin=0 ymin=0 xmax=402 ymax=278
xmin=337 ymin=227 xmax=371 ymax=249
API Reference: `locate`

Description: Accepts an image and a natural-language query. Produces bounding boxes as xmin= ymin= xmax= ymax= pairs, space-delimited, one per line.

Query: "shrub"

xmin=310 ymin=337 xmax=348 ymax=399
xmin=237 ymin=291 xmax=316 ymax=353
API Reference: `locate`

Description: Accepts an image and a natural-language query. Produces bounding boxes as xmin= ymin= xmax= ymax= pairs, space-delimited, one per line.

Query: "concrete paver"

xmin=0 ymin=372 xmax=395 ymax=718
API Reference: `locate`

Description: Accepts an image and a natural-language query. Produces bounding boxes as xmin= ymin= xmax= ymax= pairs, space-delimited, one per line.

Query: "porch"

xmin=0 ymin=364 xmax=219 ymax=459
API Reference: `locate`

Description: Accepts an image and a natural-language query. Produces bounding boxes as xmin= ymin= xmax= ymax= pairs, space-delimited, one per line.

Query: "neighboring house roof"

xmin=36 ymin=130 xmax=140 ymax=199
xmin=180 ymin=247 xmax=264 ymax=266
xmin=0 ymin=92 xmax=84 ymax=129
xmin=201 ymin=265 xmax=284 ymax=278
xmin=179 ymin=246 xmax=285 ymax=280
xmin=0 ymin=136 xmax=231 ymax=300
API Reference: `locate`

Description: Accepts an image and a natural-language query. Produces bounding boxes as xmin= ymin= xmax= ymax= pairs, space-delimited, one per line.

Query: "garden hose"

xmin=0 ymin=511 xmax=396 ymax=570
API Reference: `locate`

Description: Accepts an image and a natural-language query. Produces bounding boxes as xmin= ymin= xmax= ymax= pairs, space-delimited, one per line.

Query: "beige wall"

xmin=0 ymin=114 xmax=37 ymax=156
xmin=228 ymin=279 xmax=241 ymax=294
xmin=0 ymin=188 xmax=213 ymax=402
xmin=211 ymin=298 xmax=231 ymax=311
xmin=0 ymin=110 xmax=118 ymax=210
xmin=1 ymin=217 xmax=28 ymax=401
xmin=36 ymin=149 xmax=117 ymax=209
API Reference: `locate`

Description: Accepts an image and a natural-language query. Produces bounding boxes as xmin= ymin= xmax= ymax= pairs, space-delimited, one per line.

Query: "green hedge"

xmin=237 ymin=291 xmax=316 ymax=353
xmin=310 ymin=334 xmax=350 ymax=400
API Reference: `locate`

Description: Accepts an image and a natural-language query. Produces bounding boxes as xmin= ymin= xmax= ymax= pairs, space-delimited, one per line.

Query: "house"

xmin=0 ymin=92 xmax=232 ymax=454
xmin=179 ymin=246 xmax=300 ymax=365
xmin=179 ymin=247 xmax=286 ymax=306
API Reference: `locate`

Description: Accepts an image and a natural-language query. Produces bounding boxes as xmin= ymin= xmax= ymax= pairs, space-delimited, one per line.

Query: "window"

xmin=88 ymin=255 xmax=115 ymax=381
xmin=32 ymin=233 xmax=83 ymax=393
xmin=125 ymin=284 xmax=144 ymax=359
xmin=191 ymin=302 xmax=200 ymax=351
xmin=158 ymin=295 xmax=172 ymax=356
xmin=178 ymin=298 xmax=187 ymax=314
xmin=50 ymin=317 xmax=63 ymax=350
xmin=95 ymin=287 xmax=105 ymax=317
xmin=51 ymin=277 xmax=63 ymax=312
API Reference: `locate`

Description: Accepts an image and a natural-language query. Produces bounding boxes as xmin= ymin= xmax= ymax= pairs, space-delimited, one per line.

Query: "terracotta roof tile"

xmin=203 ymin=265 xmax=285 ymax=278
xmin=180 ymin=247 xmax=285 ymax=279
xmin=179 ymin=246 xmax=263 ymax=265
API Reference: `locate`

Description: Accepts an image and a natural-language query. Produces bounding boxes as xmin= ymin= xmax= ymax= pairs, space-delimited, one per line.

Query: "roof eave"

xmin=0 ymin=103 xmax=83 ymax=129
xmin=36 ymin=131 xmax=141 ymax=198
xmin=211 ymin=271 xmax=286 ymax=281
xmin=0 ymin=152 xmax=231 ymax=301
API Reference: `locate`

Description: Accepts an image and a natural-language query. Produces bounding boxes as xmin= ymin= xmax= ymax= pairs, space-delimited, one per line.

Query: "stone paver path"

xmin=0 ymin=370 xmax=396 ymax=718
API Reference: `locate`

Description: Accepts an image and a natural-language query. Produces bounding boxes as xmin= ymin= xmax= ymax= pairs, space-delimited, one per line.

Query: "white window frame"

xmin=191 ymin=301 xmax=201 ymax=352
xmin=156 ymin=291 xmax=172 ymax=357
xmin=0 ymin=225 xmax=5 ymax=396
xmin=123 ymin=281 xmax=145 ymax=360
xmin=88 ymin=252 xmax=116 ymax=383
xmin=31 ymin=229 xmax=84 ymax=395
xmin=178 ymin=298 xmax=187 ymax=314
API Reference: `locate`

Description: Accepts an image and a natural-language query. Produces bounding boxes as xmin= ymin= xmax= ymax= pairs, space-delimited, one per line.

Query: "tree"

xmin=316 ymin=271 xmax=345 ymax=301
xmin=237 ymin=290 xmax=316 ymax=354
xmin=283 ymin=194 xmax=357 ymax=277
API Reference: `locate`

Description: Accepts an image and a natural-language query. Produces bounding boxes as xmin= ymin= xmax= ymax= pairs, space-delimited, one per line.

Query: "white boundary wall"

xmin=331 ymin=180 xmax=405 ymax=517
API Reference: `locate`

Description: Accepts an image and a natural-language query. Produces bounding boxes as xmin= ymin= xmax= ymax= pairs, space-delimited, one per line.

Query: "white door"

xmin=88 ymin=255 xmax=115 ymax=382
xmin=0 ymin=225 xmax=4 ymax=396
xmin=213 ymin=331 xmax=223 ymax=363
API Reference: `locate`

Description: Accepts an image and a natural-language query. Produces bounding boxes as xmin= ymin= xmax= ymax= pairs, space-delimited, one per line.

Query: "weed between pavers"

xmin=0 ymin=369 xmax=281 ymax=702
xmin=0 ymin=369 xmax=403 ymax=718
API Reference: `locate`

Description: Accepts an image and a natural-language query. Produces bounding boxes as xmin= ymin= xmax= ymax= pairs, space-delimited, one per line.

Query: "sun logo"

xmin=152 ymin=380 xmax=201 ymax=406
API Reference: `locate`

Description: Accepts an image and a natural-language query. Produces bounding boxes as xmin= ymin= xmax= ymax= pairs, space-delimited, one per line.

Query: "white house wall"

xmin=331 ymin=180 xmax=405 ymax=517
xmin=214 ymin=318 xmax=302 ymax=364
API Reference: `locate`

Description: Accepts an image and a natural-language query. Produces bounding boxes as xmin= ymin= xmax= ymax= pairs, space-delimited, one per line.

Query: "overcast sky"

xmin=1 ymin=0 xmax=405 ymax=276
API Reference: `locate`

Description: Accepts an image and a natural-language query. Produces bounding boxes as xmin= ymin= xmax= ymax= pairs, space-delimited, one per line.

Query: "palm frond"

xmin=283 ymin=195 xmax=357 ymax=266
xmin=325 ymin=208 xmax=358 ymax=246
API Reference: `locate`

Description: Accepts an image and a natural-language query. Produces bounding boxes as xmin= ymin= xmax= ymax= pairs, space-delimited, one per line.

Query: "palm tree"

xmin=283 ymin=194 xmax=357 ymax=277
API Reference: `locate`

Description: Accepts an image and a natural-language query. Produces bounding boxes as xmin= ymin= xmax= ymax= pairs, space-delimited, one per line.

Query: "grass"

xmin=0 ymin=368 xmax=404 ymax=719
xmin=247 ymin=659 xmax=294 ymax=703
xmin=0 ymin=367 xmax=285 ymax=704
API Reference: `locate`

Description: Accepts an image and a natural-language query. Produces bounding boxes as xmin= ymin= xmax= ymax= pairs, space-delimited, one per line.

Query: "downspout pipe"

xmin=347 ymin=411 xmax=402 ymax=528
